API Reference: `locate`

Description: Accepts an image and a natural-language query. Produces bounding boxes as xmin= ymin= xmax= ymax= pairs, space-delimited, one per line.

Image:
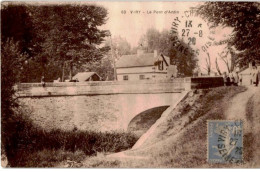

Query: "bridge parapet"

xmin=16 ymin=78 xmax=191 ymax=97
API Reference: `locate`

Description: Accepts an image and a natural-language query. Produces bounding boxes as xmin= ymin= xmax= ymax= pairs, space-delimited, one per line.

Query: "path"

xmin=225 ymin=86 xmax=257 ymax=121
xmin=224 ymin=86 xmax=260 ymax=167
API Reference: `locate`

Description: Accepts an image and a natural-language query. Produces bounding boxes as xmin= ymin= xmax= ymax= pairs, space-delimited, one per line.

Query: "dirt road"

xmin=224 ymin=86 xmax=260 ymax=167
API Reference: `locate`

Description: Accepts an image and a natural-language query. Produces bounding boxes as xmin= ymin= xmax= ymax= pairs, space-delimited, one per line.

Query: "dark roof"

xmin=116 ymin=53 xmax=170 ymax=68
xmin=72 ymin=72 xmax=101 ymax=82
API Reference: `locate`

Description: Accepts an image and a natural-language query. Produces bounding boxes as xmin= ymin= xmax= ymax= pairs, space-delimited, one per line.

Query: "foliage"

xmin=105 ymin=36 xmax=132 ymax=57
xmin=16 ymin=149 xmax=86 ymax=167
xmin=138 ymin=28 xmax=160 ymax=53
xmin=83 ymin=56 xmax=114 ymax=80
xmin=168 ymin=39 xmax=198 ymax=77
xmin=29 ymin=4 xmax=110 ymax=80
xmin=82 ymin=86 xmax=247 ymax=168
xmin=198 ymin=2 xmax=260 ymax=67
xmin=86 ymin=35 xmax=132 ymax=80
xmin=1 ymin=3 xmax=110 ymax=82
xmin=1 ymin=3 xmax=114 ymax=166
xmin=138 ymin=28 xmax=198 ymax=77
xmin=1 ymin=4 xmax=34 ymax=55
xmin=4 ymin=108 xmax=138 ymax=167
xmin=1 ymin=39 xmax=28 ymax=161
xmin=138 ymin=28 xmax=172 ymax=55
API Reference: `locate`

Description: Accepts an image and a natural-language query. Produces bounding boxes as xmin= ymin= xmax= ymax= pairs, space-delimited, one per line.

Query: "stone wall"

xmin=16 ymin=77 xmax=224 ymax=97
xmin=16 ymin=78 xmax=191 ymax=97
xmin=19 ymin=93 xmax=184 ymax=132
xmin=191 ymin=77 xmax=224 ymax=89
xmin=17 ymin=77 xmax=223 ymax=132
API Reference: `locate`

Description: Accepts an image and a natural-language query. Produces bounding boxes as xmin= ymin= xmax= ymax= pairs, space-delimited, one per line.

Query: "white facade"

xmin=239 ymin=65 xmax=260 ymax=86
xmin=117 ymin=63 xmax=170 ymax=81
xmin=116 ymin=50 xmax=175 ymax=81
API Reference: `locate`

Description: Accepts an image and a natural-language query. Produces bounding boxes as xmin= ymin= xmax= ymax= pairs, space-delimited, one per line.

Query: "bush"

xmin=14 ymin=149 xmax=86 ymax=167
xmin=4 ymin=109 xmax=138 ymax=167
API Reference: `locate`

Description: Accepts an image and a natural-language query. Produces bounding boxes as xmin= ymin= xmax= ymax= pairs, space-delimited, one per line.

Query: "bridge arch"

xmin=19 ymin=92 xmax=187 ymax=132
xmin=127 ymin=106 xmax=169 ymax=137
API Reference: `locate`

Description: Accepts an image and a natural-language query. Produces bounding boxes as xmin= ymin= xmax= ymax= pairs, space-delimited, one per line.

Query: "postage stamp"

xmin=208 ymin=120 xmax=243 ymax=163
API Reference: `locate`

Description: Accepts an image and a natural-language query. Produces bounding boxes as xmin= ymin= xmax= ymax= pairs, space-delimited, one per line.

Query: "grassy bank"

xmin=81 ymin=86 xmax=247 ymax=167
xmin=2 ymin=110 xmax=138 ymax=167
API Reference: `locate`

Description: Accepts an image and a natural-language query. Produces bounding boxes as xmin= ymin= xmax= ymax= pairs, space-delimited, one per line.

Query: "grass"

xmin=80 ymin=86 xmax=248 ymax=167
xmin=14 ymin=149 xmax=86 ymax=167
xmin=3 ymin=86 xmax=250 ymax=168
xmin=245 ymin=95 xmax=254 ymax=121
xmin=2 ymin=109 xmax=138 ymax=167
xmin=244 ymin=90 xmax=260 ymax=167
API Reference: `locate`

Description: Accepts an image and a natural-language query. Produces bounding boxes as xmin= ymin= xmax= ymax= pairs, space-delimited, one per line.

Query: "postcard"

xmin=1 ymin=1 xmax=260 ymax=168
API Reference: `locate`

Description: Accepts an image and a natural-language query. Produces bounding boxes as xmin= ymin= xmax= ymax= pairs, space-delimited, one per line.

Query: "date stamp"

xmin=208 ymin=120 xmax=243 ymax=163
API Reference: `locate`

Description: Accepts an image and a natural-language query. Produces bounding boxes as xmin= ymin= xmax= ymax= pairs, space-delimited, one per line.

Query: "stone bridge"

xmin=18 ymin=78 xmax=224 ymax=132
xmin=20 ymin=92 xmax=187 ymax=132
xmin=17 ymin=79 xmax=191 ymax=132
xmin=17 ymin=79 xmax=190 ymax=132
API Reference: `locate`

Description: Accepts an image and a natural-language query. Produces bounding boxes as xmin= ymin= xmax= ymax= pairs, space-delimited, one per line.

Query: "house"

xmin=239 ymin=62 xmax=260 ymax=85
xmin=72 ymin=72 xmax=102 ymax=82
xmin=116 ymin=49 xmax=176 ymax=81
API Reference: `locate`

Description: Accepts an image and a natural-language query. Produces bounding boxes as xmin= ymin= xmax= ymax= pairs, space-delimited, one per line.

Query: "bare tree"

xmin=218 ymin=46 xmax=238 ymax=73
xmin=215 ymin=57 xmax=222 ymax=75
xmin=203 ymin=52 xmax=211 ymax=75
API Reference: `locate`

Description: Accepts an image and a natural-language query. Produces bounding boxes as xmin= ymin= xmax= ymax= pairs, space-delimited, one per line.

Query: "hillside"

xmin=79 ymin=86 xmax=260 ymax=168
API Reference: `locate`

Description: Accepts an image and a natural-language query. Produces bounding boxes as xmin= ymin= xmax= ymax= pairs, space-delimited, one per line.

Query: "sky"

xmin=89 ymin=1 xmax=234 ymax=73
xmin=14 ymin=1 xmax=234 ymax=73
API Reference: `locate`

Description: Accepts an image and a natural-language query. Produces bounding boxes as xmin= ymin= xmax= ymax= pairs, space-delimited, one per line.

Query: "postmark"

xmin=207 ymin=120 xmax=243 ymax=163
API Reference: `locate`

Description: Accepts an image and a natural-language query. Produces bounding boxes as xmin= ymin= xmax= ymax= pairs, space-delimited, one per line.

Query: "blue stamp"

xmin=208 ymin=120 xmax=243 ymax=163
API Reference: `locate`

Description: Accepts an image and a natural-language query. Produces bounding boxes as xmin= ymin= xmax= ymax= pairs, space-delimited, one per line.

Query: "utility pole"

xmin=109 ymin=33 xmax=117 ymax=81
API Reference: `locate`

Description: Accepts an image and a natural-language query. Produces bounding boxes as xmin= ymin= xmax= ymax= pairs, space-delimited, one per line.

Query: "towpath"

xmin=224 ymin=86 xmax=260 ymax=167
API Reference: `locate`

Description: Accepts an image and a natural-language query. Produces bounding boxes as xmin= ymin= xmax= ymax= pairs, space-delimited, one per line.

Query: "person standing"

xmin=229 ymin=73 xmax=235 ymax=86
xmin=234 ymin=72 xmax=239 ymax=86
xmin=252 ymin=66 xmax=259 ymax=86
xmin=223 ymin=72 xmax=228 ymax=86
xmin=41 ymin=76 xmax=45 ymax=87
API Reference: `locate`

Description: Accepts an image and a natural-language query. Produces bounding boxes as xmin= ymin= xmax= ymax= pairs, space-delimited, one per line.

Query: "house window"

xmin=158 ymin=61 xmax=164 ymax=70
xmin=139 ymin=75 xmax=145 ymax=80
xmin=123 ymin=75 xmax=128 ymax=80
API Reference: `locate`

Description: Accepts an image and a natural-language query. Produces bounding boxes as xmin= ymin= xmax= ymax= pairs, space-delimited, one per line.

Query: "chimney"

xmin=137 ymin=49 xmax=144 ymax=56
xmin=154 ymin=50 xmax=158 ymax=58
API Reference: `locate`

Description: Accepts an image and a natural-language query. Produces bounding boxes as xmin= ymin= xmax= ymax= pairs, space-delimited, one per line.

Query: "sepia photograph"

xmin=1 ymin=0 xmax=260 ymax=168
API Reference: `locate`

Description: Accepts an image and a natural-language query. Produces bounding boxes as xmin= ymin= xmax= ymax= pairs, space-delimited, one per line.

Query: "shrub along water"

xmin=5 ymin=109 xmax=138 ymax=167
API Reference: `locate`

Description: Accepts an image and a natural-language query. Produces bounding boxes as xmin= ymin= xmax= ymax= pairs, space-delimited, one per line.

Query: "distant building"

xmin=116 ymin=49 xmax=176 ymax=81
xmin=239 ymin=62 xmax=260 ymax=85
xmin=72 ymin=72 xmax=102 ymax=82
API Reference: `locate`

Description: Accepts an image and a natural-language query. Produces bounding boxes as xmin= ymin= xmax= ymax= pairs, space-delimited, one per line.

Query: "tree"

xmin=138 ymin=28 xmax=172 ymax=55
xmin=104 ymin=36 xmax=132 ymax=57
xmin=198 ymin=2 xmax=260 ymax=68
xmin=204 ymin=53 xmax=211 ymax=75
xmin=30 ymin=5 xmax=110 ymax=81
xmin=1 ymin=4 xmax=34 ymax=55
xmin=2 ymin=4 xmax=110 ymax=82
xmin=215 ymin=57 xmax=222 ymax=75
xmin=82 ymin=56 xmax=114 ymax=81
xmin=138 ymin=28 xmax=198 ymax=77
xmin=138 ymin=28 xmax=160 ymax=53
xmin=168 ymin=39 xmax=198 ymax=77
xmin=1 ymin=39 xmax=28 ymax=164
